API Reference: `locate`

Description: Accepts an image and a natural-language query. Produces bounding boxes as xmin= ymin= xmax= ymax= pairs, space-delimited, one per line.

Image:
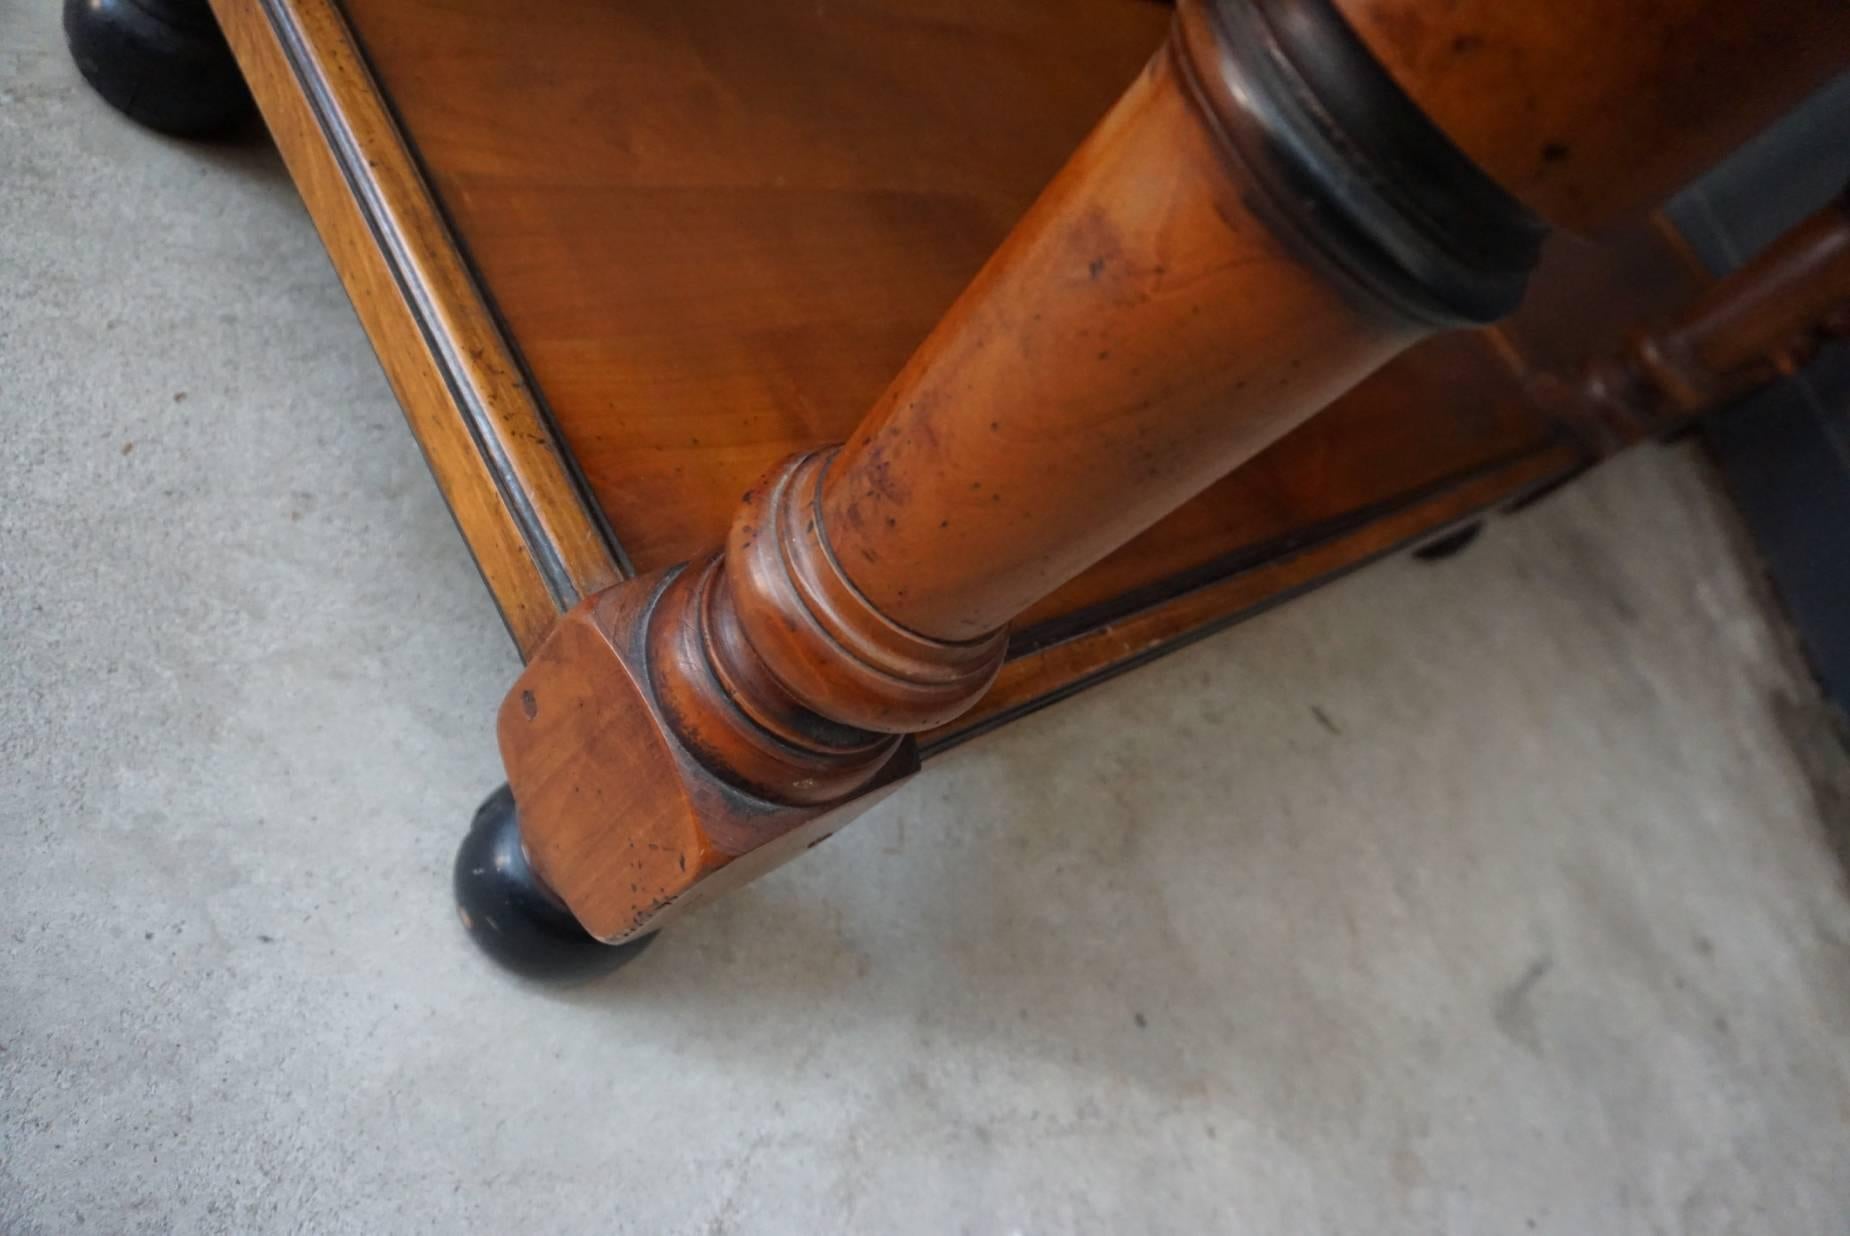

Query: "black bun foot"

xmin=1412 ymin=520 xmax=1485 ymax=562
xmin=64 ymin=0 xmax=255 ymax=138
xmin=454 ymin=784 xmax=657 ymax=982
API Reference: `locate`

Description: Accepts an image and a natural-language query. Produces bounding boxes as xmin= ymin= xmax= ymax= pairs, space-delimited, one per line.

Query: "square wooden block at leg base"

xmin=497 ymin=569 xmax=919 ymax=944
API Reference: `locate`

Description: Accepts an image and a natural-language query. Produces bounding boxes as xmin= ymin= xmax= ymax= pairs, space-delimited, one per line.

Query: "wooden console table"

xmin=65 ymin=0 xmax=1850 ymax=976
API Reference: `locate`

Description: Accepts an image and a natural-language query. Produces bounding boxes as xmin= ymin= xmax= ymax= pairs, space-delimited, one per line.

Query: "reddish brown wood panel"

xmin=248 ymin=0 xmax=1841 ymax=949
xmin=314 ymin=0 xmax=1730 ymax=749
xmin=334 ymin=0 xmax=1587 ymax=621
xmin=338 ymin=0 xmax=1173 ymax=572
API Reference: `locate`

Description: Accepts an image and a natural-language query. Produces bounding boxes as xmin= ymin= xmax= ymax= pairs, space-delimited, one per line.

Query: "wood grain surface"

xmin=484 ymin=0 xmax=1721 ymax=939
xmin=224 ymin=0 xmax=1744 ymax=737
xmin=326 ymin=0 xmax=1589 ymax=627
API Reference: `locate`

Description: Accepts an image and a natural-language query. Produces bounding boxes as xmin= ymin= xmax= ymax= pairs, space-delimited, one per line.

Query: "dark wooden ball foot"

xmin=63 ymin=0 xmax=255 ymax=138
xmin=453 ymin=784 xmax=657 ymax=982
xmin=1412 ymin=520 xmax=1485 ymax=562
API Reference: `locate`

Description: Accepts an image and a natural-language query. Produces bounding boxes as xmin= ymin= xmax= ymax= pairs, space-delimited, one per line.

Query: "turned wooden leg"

xmin=64 ymin=0 xmax=253 ymax=137
xmin=458 ymin=0 xmax=1850 ymax=973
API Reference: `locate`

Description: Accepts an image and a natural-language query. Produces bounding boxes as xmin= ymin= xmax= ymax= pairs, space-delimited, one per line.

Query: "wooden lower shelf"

xmin=213 ymin=0 xmax=1710 ymax=737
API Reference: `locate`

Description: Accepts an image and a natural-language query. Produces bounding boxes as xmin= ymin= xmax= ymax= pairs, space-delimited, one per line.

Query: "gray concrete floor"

xmin=6 ymin=5 xmax=1850 ymax=1232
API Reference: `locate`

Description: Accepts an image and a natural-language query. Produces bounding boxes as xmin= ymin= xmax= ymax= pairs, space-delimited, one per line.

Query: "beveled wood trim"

xmin=212 ymin=0 xmax=626 ymax=654
xmin=920 ymin=440 xmax=1585 ymax=753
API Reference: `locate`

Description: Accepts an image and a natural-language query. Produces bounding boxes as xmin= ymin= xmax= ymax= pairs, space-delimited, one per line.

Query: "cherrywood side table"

xmin=65 ymin=0 xmax=1850 ymax=978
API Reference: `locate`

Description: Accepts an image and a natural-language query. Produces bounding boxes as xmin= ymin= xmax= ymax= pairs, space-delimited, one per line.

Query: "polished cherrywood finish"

xmin=338 ymin=0 xmax=1175 ymax=584
xmin=218 ymin=0 xmax=1625 ymax=737
xmin=819 ymin=45 xmax=1420 ymax=642
xmin=493 ymin=0 xmax=1526 ymax=939
xmin=203 ymin=0 xmax=1850 ymax=958
xmin=496 ymin=575 xmax=919 ymax=943
xmin=495 ymin=0 xmax=1847 ymax=943
xmin=330 ymin=0 xmax=1577 ymax=658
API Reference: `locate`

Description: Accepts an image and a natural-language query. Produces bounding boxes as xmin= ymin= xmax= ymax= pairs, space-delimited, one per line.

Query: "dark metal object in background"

xmin=1667 ymin=71 xmax=1850 ymax=714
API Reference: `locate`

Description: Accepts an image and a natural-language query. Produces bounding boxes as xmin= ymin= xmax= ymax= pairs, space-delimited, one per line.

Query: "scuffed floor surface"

xmin=4 ymin=4 xmax=1849 ymax=1232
